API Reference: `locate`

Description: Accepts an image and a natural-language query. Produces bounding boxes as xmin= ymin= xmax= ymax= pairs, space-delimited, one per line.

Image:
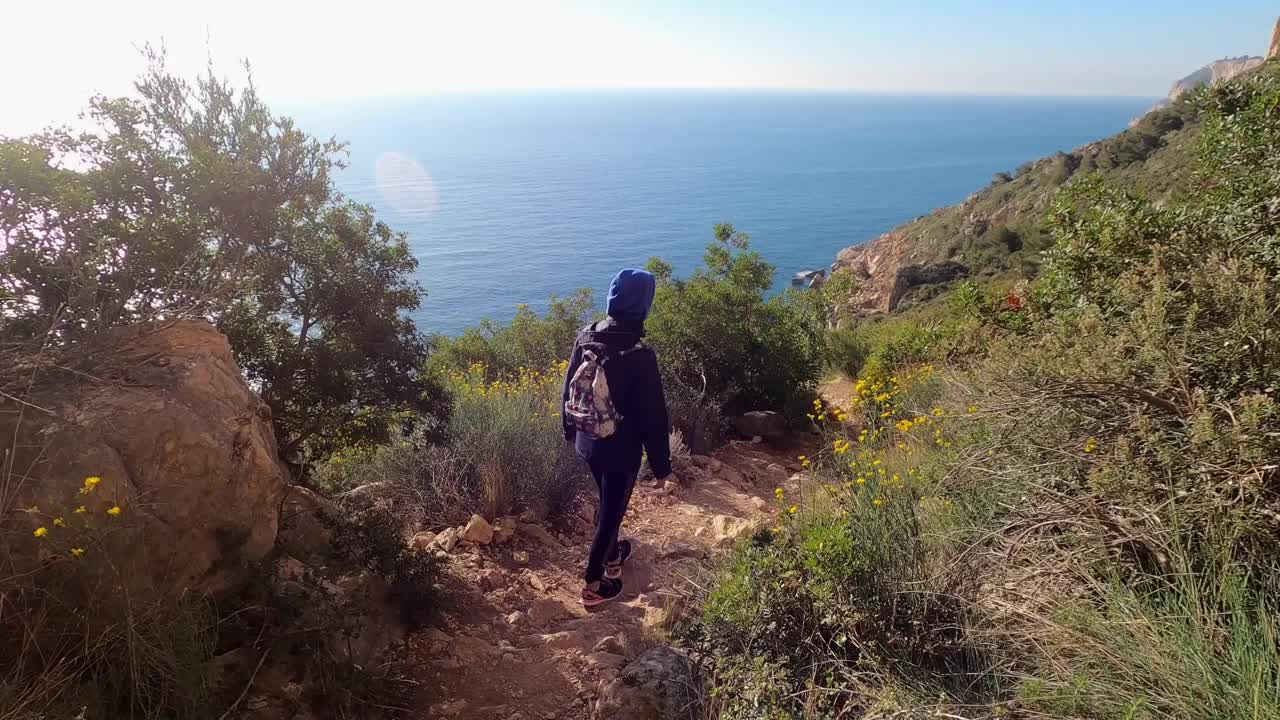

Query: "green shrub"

xmin=427 ymin=289 xmax=595 ymax=380
xmin=644 ymin=224 xmax=825 ymax=427
xmin=0 ymin=54 xmax=447 ymax=465
xmin=824 ymin=326 xmax=869 ymax=380
xmin=685 ymin=370 xmax=1000 ymax=717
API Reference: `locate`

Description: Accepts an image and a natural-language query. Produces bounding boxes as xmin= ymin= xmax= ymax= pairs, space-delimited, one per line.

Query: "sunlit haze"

xmin=1 ymin=0 xmax=1275 ymax=136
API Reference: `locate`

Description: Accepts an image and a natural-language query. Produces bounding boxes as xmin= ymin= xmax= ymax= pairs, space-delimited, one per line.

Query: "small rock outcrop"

xmin=2 ymin=320 xmax=286 ymax=594
xmin=732 ymin=410 xmax=786 ymax=441
xmin=461 ymin=514 xmax=495 ymax=544
xmin=832 ymin=234 xmax=970 ymax=316
xmin=1271 ymin=17 xmax=1280 ymax=59
xmin=593 ymin=646 xmax=700 ymax=720
xmin=1168 ymin=56 xmax=1264 ymax=102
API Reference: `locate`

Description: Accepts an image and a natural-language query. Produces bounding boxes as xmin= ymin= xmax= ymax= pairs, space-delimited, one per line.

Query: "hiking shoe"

xmin=581 ymin=577 xmax=624 ymax=607
xmin=604 ymin=539 xmax=632 ymax=580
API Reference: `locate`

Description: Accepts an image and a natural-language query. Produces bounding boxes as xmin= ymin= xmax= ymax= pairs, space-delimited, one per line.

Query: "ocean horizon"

xmin=295 ymin=90 xmax=1157 ymax=335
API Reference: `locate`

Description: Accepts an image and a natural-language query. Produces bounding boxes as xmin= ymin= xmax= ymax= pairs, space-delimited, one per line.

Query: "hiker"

xmin=562 ymin=268 xmax=673 ymax=607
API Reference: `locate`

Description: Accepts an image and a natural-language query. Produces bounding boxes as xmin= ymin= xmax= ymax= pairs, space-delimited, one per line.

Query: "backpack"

xmin=564 ymin=342 xmax=645 ymax=439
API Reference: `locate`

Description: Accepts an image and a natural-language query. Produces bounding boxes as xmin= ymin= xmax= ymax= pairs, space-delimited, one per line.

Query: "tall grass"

xmin=0 ymin=479 xmax=219 ymax=720
xmin=315 ymin=361 xmax=589 ymax=525
xmin=1021 ymin=554 xmax=1280 ymax=720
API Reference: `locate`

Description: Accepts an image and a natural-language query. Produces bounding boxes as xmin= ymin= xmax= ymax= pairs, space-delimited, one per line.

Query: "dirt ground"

xmin=411 ymin=440 xmax=808 ymax=719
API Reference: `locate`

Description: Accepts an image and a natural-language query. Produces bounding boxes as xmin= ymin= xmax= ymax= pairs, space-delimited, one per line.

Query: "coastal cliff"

xmin=830 ymin=49 xmax=1272 ymax=316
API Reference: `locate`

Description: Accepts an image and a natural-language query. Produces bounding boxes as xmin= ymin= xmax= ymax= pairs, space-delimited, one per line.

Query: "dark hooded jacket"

xmin=562 ymin=317 xmax=672 ymax=479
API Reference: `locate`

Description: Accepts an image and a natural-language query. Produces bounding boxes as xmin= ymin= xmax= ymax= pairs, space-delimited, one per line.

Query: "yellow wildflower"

xmin=106 ymin=506 xmax=122 ymax=517
xmin=895 ymin=419 xmax=914 ymax=433
xmin=775 ymin=487 xmax=785 ymax=499
xmin=856 ymin=477 xmax=866 ymax=485
xmin=33 ymin=527 xmax=49 ymax=538
xmin=801 ymin=457 xmax=811 ymax=468
xmin=53 ymin=517 xmax=66 ymax=527
xmin=967 ymin=405 xmax=979 ymax=414
xmin=873 ymin=497 xmax=884 ymax=507
xmin=84 ymin=476 xmax=102 ymax=490
xmin=70 ymin=547 xmax=86 ymax=557
xmin=788 ymin=505 xmax=798 ymax=515
xmin=932 ymin=408 xmax=945 ymax=417
xmin=1084 ymin=438 xmax=1099 ymax=453
xmin=74 ymin=505 xmax=87 ymax=514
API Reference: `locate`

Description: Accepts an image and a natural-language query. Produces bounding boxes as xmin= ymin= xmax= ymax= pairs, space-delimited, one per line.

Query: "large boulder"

xmin=732 ymin=411 xmax=786 ymax=441
xmin=593 ymin=646 xmax=700 ymax=720
xmin=1 ymin=320 xmax=287 ymax=595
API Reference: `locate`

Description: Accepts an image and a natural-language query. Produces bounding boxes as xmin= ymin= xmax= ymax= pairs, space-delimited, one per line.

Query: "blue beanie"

xmin=606 ymin=268 xmax=656 ymax=322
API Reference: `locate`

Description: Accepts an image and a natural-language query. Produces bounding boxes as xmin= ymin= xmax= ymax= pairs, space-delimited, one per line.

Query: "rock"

xmin=528 ymin=574 xmax=547 ymax=592
xmin=692 ymin=526 xmax=707 ymax=539
xmin=277 ymin=485 xmax=337 ymax=563
xmin=411 ymin=531 xmax=438 ymax=552
xmin=732 ymin=410 xmax=786 ymax=441
xmin=690 ymin=454 xmax=721 ymax=472
xmin=586 ymin=651 xmax=627 ymax=671
xmin=519 ymin=523 xmax=563 ymax=550
xmin=462 ymin=514 xmax=495 ymax=544
xmin=750 ymin=496 xmax=770 ymax=512
xmin=539 ymin=630 xmax=586 ymax=650
xmin=331 ymin=571 xmax=408 ymax=667
xmin=275 ymin=555 xmax=309 ymax=583
xmin=506 ymin=611 xmax=524 ymax=626
xmin=478 ymin=568 xmax=504 ymax=590
xmin=1272 ymin=17 xmax=1280 ymax=60
xmin=421 ymin=627 xmax=452 ymax=650
xmin=658 ymin=542 xmax=707 ymax=561
xmin=593 ymin=646 xmax=699 ymax=720
xmin=529 ymin=597 xmax=566 ymax=625
xmin=435 ymin=527 xmax=460 ymax=553
xmin=513 ymin=550 xmax=531 ymax=564
xmin=709 ymin=514 xmax=753 ymax=546
xmin=642 ymin=606 xmax=668 ymax=629
xmin=593 ymin=635 xmax=626 ymax=655
xmin=434 ymin=699 xmax=469 ymax=717
xmin=493 ymin=516 xmax=519 ymax=544
xmin=717 ymin=464 xmax=746 ymax=487
xmin=0 ymin=320 xmax=286 ymax=596
xmin=453 ymin=635 xmax=497 ymax=664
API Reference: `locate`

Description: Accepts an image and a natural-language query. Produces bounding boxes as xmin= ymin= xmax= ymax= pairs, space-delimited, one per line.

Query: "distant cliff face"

xmin=1168 ymin=56 xmax=1264 ymax=100
xmin=830 ymin=91 xmax=1208 ymax=317
xmin=829 ymin=20 xmax=1280 ymax=319
xmin=1128 ymin=56 xmax=1264 ymax=125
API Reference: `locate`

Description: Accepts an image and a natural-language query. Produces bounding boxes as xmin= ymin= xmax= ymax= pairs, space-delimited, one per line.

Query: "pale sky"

xmin=2 ymin=0 xmax=1275 ymax=136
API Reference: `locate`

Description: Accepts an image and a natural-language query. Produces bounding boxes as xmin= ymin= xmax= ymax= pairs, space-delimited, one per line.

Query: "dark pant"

xmin=584 ymin=467 xmax=637 ymax=582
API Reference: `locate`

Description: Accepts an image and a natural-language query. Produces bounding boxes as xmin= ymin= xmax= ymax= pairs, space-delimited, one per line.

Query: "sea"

xmin=296 ymin=92 xmax=1155 ymax=335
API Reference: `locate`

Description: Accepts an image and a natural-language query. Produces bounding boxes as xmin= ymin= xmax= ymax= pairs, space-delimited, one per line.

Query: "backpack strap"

xmin=599 ymin=341 xmax=646 ymax=367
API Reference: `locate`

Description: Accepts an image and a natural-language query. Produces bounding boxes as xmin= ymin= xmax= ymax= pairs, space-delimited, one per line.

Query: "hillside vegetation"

xmin=836 ymin=89 xmax=1208 ymax=314
xmin=2 ymin=48 xmax=1278 ymax=720
xmin=685 ymin=61 xmax=1280 ymax=718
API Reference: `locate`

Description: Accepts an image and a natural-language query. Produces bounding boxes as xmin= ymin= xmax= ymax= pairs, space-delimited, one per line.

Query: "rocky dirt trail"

xmin=411 ymin=441 xmax=806 ymax=719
